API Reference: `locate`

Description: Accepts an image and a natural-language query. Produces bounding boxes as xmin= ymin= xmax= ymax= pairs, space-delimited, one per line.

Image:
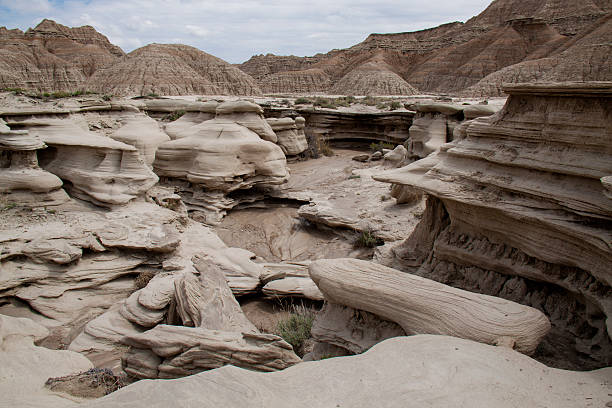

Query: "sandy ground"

xmin=216 ymin=148 xmax=425 ymax=264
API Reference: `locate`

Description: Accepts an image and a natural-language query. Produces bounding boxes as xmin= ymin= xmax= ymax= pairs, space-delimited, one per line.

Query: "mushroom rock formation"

xmin=331 ymin=61 xmax=419 ymax=96
xmin=310 ymin=258 xmax=551 ymax=354
xmin=0 ymin=120 xmax=69 ymax=206
xmin=215 ymin=100 xmax=277 ymax=142
xmin=154 ymin=101 xmax=289 ymax=223
xmin=266 ymin=117 xmax=308 ymax=155
xmin=4 ymin=114 xmax=158 ymax=207
xmin=162 ymin=101 xmax=219 ymax=140
xmin=110 ymin=113 xmax=170 ymax=167
xmin=86 ymin=43 xmax=262 ymax=96
xmin=81 ymin=335 xmax=612 ymax=408
xmin=374 ymin=82 xmax=612 ymax=369
xmin=0 ymin=314 xmax=94 ymax=408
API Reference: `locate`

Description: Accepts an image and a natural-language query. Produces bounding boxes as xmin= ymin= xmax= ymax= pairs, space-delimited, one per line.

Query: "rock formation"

xmin=0 ymin=314 xmax=94 ymax=407
xmin=238 ymin=0 xmax=612 ymax=95
xmin=87 ymin=44 xmax=262 ymax=96
xmin=154 ymin=100 xmax=289 ymax=223
xmin=3 ymin=112 xmax=158 ymax=207
xmin=110 ymin=113 xmax=170 ymax=167
xmin=310 ymin=258 xmax=550 ymax=354
xmin=0 ymin=19 xmax=124 ymax=92
xmin=81 ymin=335 xmax=612 ymax=408
xmin=374 ymin=82 xmax=612 ymax=369
xmin=406 ymin=101 xmax=500 ymax=160
xmin=266 ymin=117 xmax=308 ymax=155
xmin=0 ymin=119 xmax=69 ymax=206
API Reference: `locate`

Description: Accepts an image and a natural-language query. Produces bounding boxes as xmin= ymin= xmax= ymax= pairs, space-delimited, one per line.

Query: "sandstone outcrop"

xmin=154 ymin=100 xmax=289 ymax=223
xmin=3 ymin=113 xmax=158 ymax=207
xmin=87 ymin=44 xmax=262 ymax=96
xmin=0 ymin=120 xmax=69 ymax=206
xmin=266 ymin=117 xmax=308 ymax=155
xmin=374 ymin=82 xmax=612 ymax=369
xmin=258 ymin=68 xmax=332 ymax=94
xmin=110 ymin=113 xmax=170 ymax=167
xmin=406 ymin=101 xmax=500 ymax=159
xmin=310 ymin=258 xmax=550 ymax=354
xmin=82 ymin=335 xmax=612 ymax=408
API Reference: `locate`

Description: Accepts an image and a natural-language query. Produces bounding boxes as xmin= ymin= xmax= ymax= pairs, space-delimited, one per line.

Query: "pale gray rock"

xmin=311 ymin=302 xmax=405 ymax=353
xmin=83 ymin=335 xmax=612 ymax=408
xmin=310 ymin=258 xmax=551 ymax=354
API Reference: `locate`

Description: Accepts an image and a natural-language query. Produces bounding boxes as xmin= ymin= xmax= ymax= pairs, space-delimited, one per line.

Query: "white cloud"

xmin=0 ymin=0 xmax=493 ymax=63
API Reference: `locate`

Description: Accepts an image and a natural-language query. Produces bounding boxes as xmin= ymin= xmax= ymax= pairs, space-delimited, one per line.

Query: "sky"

xmin=0 ymin=0 xmax=493 ymax=64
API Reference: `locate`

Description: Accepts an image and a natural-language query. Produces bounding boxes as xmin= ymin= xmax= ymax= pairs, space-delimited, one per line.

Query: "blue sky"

xmin=0 ymin=0 xmax=493 ymax=63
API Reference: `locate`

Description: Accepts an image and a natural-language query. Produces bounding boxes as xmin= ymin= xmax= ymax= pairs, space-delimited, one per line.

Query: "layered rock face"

xmin=266 ymin=117 xmax=308 ymax=155
xmin=374 ymin=82 xmax=612 ymax=369
xmin=238 ymin=0 xmax=611 ymax=95
xmin=154 ymin=101 xmax=289 ymax=222
xmin=407 ymin=102 xmax=499 ymax=160
xmin=0 ymin=20 xmax=260 ymax=96
xmin=0 ymin=19 xmax=124 ymax=92
xmin=87 ymin=44 xmax=262 ymax=96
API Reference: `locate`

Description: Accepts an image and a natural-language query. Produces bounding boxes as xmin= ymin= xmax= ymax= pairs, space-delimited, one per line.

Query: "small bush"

xmin=134 ymin=271 xmax=156 ymax=289
xmin=147 ymin=93 xmax=159 ymax=98
xmin=294 ymin=97 xmax=312 ymax=105
xmin=354 ymin=229 xmax=383 ymax=248
xmin=389 ymin=101 xmax=402 ymax=110
xmin=162 ymin=110 xmax=186 ymax=122
xmin=3 ymin=87 xmax=26 ymax=95
xmin=361 ymin=96 xmax=380 ymax=106
xmin=276 ymin=305 xmax=315 ymax=356
xmin=102 ymin=94 xmax=112 ymax=101
xmin=370 ymin=141 xmax=395 ymax=153
xmin=317 ymin=136 xmax=334 ymax=156
xmin=348 ymin=174 xmax=360 ymax=180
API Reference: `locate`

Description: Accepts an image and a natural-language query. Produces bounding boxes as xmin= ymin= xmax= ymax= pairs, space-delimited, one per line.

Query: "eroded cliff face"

xmin=0 ymin=20 xmax=124 ymax=92
xmin=238 ymin=0 xmax=612 ymax=95
xmin=374 ymin=82 xmax=612 ymax=370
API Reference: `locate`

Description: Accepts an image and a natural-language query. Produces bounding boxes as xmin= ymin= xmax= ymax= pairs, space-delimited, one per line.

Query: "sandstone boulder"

xmin=310 ymin=258 xmax=551 ymax=354
xmin=266 ymin=117 xmax=308 ymax=155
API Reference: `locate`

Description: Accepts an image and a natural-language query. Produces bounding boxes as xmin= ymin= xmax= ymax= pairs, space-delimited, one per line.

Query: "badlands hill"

xmin=238 ymin=0 xmax=612 ymax=95
xmin=0 ymin=20 xmax=261 ymax=96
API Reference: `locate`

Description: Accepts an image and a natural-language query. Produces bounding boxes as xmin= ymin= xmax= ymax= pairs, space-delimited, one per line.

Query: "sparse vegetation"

xmin=348 ymin=174 xmax=360 ymax=180
xmin=275 ymin=303 xmax=315 ymax=357
xmin=294 ymin=97 xmax=312 ymax=105
xmin=45 ymin=367 xmax=126 ymax=397
xmin=162 ymin=110 xmax=186 ymax=122
xmin=134 ymin=271 xmax=156 ymax=289
xmin=389 ymin=101 xmax=402 ymax=110
xmin=102 ymin=94 xmax=113 ymax=101
xmin=317 ymin=136 xmax=334 ymax=156
xmin=146 ymin=92 xmax=159 ymax=98
xmin=354 ymin=229 xmax=383 ymax=248
xmin=370 ymin=141 xmax=395 ymax=153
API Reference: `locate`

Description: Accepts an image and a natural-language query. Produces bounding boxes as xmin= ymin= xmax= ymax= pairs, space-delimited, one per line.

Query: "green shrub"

xmin=354 ymin=229 xmax=383 ymax=248
xmin=294 ymin=97 xmax=312 ymax=105
xmin=369 ymin=141 xmax=395 ymax=153
xmin=162 ymin=110 xmax=186 ymax=122
xmin=389 ymin=101 xmax=402 ymax=110
xmin=102 ymin=94 xmax=112 ymax=101
xmin=276 ymin=305 xmax=315 ymax=356
xmin=361 ymin=96 xmax=380 ymax=106
xmin=147 ymin=93 xmax=159 ymax=98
